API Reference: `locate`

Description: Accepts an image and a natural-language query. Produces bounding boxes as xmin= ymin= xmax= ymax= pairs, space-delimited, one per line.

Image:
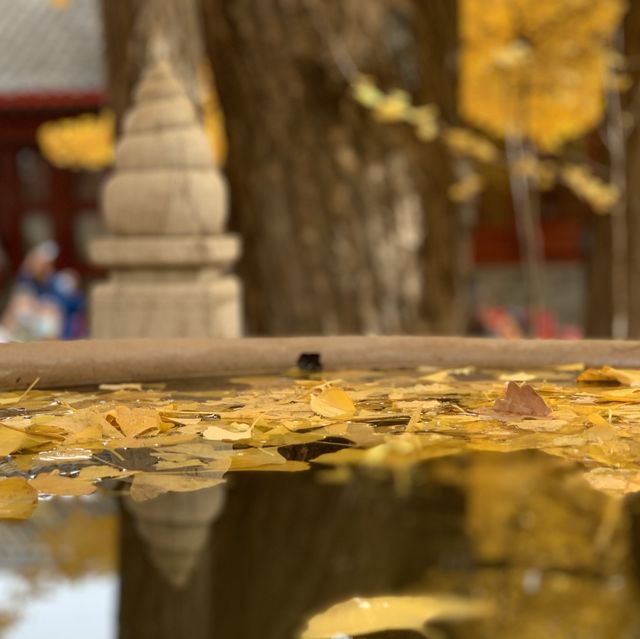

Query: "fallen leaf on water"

xmin=0 ymin=377 xmax=39 ymax=406
xmin=232 ymin=460 xmax=310 ymax=472
xmin=310 ymin=388 xmax=356 ymax=420
xmin=512 ymin=419 xmax=567 ymax=432
xmin=106 ymin=432 xmax=196 ymax=449
xmin=492 ymin=382 xmax=551 ymax=417
xmin=555 ymin=362 xmax=585 ymax=372
xmin=38 ymin=448 xmax=94 ymax=462
xmin=299 ymin=594 xmax=492 ymax=638
xmin=105 ymin=405 xmax=162 ymax=438
xmin=129 ymin=472 xmax=226 ymax=502
xmin=30 ymin=470 xmax=96 ymax=496
xmin=578 ymin=366 xmax=640 ymax=387
xmin=498 ymin=371 xmax=538 ymax=382
xmin=77 ymin=465 xmax=135 ymax=481
xmin=203 ymin=423 xmax=252 ymax=441
xmin=0 ymin=477 xmax=37 ymax=519
xmin=99 ymin=382 xmax=144 ymax=391
xmin=226 ymin=447 xmax=288 ymax=470
xmin=582 ymin=467 xmax=640 ymax=497
xmin=0 ymin=423 xmax=30 ymax=456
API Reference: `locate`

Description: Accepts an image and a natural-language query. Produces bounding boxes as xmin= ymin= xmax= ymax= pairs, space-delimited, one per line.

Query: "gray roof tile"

xmin=0 ymin=0 xmax=104 ymax=95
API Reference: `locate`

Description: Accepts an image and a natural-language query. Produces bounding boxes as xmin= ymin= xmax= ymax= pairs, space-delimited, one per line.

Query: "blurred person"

xmin=50 ymin=268 xmax=86 ymax=339
xmin=0 ymin=241 xmax=85 ymax=341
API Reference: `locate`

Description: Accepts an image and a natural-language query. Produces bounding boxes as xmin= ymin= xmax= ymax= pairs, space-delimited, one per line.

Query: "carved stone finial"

xmin=89 ymin=48 xmax=242 ymax=339
xmin=102 ymin=55 xmax=227 ymax=236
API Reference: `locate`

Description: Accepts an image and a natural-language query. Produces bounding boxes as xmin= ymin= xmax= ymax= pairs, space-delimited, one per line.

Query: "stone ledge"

xmin=89 ymin=234 xmax=241 ymax=268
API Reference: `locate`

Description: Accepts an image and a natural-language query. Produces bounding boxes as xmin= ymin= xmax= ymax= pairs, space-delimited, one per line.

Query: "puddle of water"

xmin=0 ymin=367 xmax=639 ymax=637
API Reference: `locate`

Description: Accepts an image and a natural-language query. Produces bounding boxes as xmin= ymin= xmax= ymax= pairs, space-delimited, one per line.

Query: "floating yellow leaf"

xmin=0 ymin=378 xmax=39 ymax=405
xmin=30 ymin=470 xmax=96 ymax=496
xmin=0 ymin=477 xmax=37 ymax=520
xmin=498 ymin=371 xmax=538 ymax=383
xmin=0 ymin=424 xmax=29 ymax=456
xmin=582 ymin=468 xmax=640 ymax=497
xmin=310 ymin=388 xmax=356 ymax=420
xmin=129 ymin=473 xmax=226 ymax=502
xmin=203 ymin=422 xmax=252 ymax=441
xmin=77 ymin=466 xmax=135 ymax=481
xmin=300 ymin=594 xmax=491 ymax=638
xmin=578 ymin=366 xmax=640 ymax=387
xmin=104 ymin=405 xmax=162 ymax=438
xmin=99 ymin=383 xmax=144 ymax=391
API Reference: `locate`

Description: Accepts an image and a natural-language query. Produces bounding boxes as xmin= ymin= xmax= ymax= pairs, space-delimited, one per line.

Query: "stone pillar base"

xmin=89 ymin=235 xmax=242 ymax=338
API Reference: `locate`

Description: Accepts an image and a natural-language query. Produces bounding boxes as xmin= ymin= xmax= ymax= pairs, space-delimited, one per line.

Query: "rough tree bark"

xmin=201 ymin=0 xmax=459 ymax=335
xmin=101 ymin=0 xmax=204 ymax=121
xmin=624 ymin=3 xmax=640 ymax=338
xmin=119 ymin=463 xmax=467 ymax=639
xmin=102 ymin=4 xmax=466 ymax=638
xmin=587 ymin=4 xmax=640 ymax=338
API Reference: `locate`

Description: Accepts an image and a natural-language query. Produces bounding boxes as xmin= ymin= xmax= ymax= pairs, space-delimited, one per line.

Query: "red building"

xmin=0 ymin=0 xmax=105 ymax=288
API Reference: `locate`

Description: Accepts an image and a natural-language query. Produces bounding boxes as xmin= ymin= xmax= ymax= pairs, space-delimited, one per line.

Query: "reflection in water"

xmin=0 ymin=449 xmax=639 ymax=638
xmin=3 ymin=368 xmax=640 ymax=636
xmin=0 ymin=497 xmax=118 ymax=637
xmin=123 ymin=485 xmax=226 ymax=589
xmin=118 ymin=449 xmax=640 ymax=638
xmin=3 ymin=575 xmax=116 ymax=639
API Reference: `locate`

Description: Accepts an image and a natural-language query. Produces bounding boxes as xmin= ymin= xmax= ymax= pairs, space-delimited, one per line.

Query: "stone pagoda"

xmin=89 ymin=51 xmax=241 ymax=338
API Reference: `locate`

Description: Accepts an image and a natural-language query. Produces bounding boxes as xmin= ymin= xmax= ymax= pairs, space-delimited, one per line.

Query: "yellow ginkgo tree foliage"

xmin=459 ymin=0 xmax=625 ymax=152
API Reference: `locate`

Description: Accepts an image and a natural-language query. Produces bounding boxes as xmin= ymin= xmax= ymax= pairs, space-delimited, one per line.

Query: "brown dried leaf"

xmin=492 ymin=382 xmax=551 ymax=417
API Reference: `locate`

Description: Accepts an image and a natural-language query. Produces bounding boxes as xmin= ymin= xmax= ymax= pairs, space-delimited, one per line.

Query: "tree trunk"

xmin=118 ymin=503 xmax=214 ymax=639
xmin=588 ymin=4 xmax=640 ymax=338
xmin=625 ymin=3 xmax=640 ymax=338
xmin=118 ymin=465 xmax=467 ymax=639
xmin=201 ymin=0 xmax=459 ymax=335
xmin=101 ymin=0 xmax=204 ymax=121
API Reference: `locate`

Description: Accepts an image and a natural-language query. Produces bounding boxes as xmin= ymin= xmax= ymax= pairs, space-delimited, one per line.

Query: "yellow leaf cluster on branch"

xmin=448 ymin=172 xmax=483 ymax=203
xmin=443 ymin=127 xmax=499 ymax=163
xmin=561 ymin=164 xmax=620 ymax=213
xmin=460 ymin=0 xmax=625 ymax=151
xmin=351 ymin=75 xmax=439 ymax=141
xmin=512 ymin=153 xmax=557 ymax=190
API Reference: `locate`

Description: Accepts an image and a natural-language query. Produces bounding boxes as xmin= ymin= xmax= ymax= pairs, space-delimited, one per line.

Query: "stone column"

xmin=89 ymin=54 xmax=241 ymax=338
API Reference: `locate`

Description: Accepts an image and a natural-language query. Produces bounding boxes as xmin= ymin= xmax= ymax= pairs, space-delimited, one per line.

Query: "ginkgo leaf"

xmin=99 ymin=383 xmax=144 ymax=391
xmin=498 ymin=371 xmax=538 ymax=382
xmin=300 ymin=594 xmax=491 ymax=638
xmin=492 ymin=382 xmax=551 ymax=417
xmin=0 ymin=424 xmax=29 ymax=456
xmin=582 ymin=468 xmax=640 ymax=497
xmin=104 ymin=405 xmax=162 ymax=438
xmin=129 ymin=472 xmax=226 ymax=502
xmin=310 ymin=388 xmax=356 ymax=420
xmin=203 ymin=423 xmax=252 ymax=441
xmin=0 ymin=477 xmax=38 ymax=520
xmin=578 ymin=366 xmax=640 ymax=387
xmin=30 ymin=470 xmax=96 ymax=496
xmin=77 ymin=466 xmax=135 ymax=481
xmin=0 ymin=378 xmax=39 ymax=406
